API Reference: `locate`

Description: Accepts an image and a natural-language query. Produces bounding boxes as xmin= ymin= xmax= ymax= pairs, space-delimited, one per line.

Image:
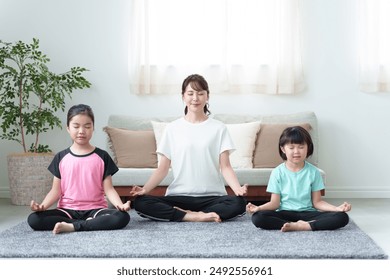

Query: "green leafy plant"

xmin=0 ymin=38 xmax=91 ymax=153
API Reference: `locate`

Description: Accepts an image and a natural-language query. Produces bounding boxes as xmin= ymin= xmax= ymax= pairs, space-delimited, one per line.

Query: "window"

xmin=358 ymin=0 xmax=390 ymax=92
xmin=129 ymin=0 xmax=304 ymax=95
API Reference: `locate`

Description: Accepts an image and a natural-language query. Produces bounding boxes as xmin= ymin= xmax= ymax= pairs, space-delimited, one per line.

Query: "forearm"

xmin=39 ymin=177 xmax=61 ymax=210
xmin=40 ymin=190 xmax=60 ymax=210
xmin=255 ymin=201 xmax=279 ymax=212
xmin=250 ymin=193 xmax=280 ymax=213
xmin=142 ymin=168 xmax=168 ymax=193
xmin=313 ymin=200 xmax=339 ymax=212
xmin=221 ymin=166 xmax=241 ymax=191
xmin=105 ymin=187 xmax=124 ymax=207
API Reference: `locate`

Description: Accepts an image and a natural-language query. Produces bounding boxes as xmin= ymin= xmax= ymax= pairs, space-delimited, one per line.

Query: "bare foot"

xmin=53 ymin=222 xmax=75 ymax=234
xmin=182 ymin=211 xmax=221 ymax=222
xmin=281 ymin=220 xmax=311 ymax=232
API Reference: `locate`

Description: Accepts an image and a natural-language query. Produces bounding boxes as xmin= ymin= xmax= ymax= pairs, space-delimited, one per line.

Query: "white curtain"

xmin=129 ymin=0 xmax=304 ymax=95
xmin=358 ymin=0 xmax=390 ymax=92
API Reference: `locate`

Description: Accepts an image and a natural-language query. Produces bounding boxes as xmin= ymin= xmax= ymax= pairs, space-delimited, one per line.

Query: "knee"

xmin=236 ymin=196 xmax=246 ymax=208
xmin=251 ymin=212 xmax=267 ymax=229
xmin=133 ymin=196 xmax=147 ymax=212
xmin=230 ymin=196 xmax=246 ymax=211
xmin=338 ymin=212 xmax=349 ymax=227
xmin=226 ymin=196 xmax=246 ymax=218
xmin=118 ymin=211 xmax=131 ymax=228
xmin=27 ymin=212 xmax=40 ymax=230
xmin=112 ymin=210 xmax=130 ymax=229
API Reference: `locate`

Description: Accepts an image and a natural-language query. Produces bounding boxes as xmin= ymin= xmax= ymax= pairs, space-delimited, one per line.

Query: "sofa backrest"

xmin=106 ymin=111 xmax=319 ymax=167
xmin=107 ymin=115 xmax=178 ymax=131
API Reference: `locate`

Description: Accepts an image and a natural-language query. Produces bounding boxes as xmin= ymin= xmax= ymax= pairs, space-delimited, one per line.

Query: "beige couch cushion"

xmin=226 ymin=122 xmax=261 ymax=168
xmin=106 ymin=115 xmax=178 ymax=161
xmin=103 ymin=126 xmax=157 ymax=168
xmin=253 ymin=123 xmax=312 ymax=168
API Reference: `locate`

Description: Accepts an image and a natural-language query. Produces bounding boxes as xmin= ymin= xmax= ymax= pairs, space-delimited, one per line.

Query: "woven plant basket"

xmin=7 ymin=153 xmax=54 ymax=205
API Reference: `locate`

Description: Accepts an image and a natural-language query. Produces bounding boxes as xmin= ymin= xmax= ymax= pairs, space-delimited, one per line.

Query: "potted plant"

xmin=0 ymin=38 xmax=91 ymax=205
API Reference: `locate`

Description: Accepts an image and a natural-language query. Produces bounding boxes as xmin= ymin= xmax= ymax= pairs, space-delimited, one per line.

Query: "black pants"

xmin=251 ymin=210 xmax=349 ymax=231
xmin=27 ymin=208 xmax=130 ymax=231
xmin=133 ymin=195 xmax=246 ymax=221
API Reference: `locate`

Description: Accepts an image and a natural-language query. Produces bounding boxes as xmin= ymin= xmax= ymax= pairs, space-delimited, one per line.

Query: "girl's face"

xmin=280 ymin=142 xmax=308 ymax=166
xmin=182 ymin=83 xmax=209 ymax=115
xmin=67 ymin=114 xmax=94 ymax=146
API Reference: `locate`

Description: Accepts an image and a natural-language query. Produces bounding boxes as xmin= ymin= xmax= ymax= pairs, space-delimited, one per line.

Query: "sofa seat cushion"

xmin=232 ymin=167 xmax=326 ymax=186
xmin=112 ymin=167 xmax=326 ymax=187
xmin=112 ymin=168 xmax=174 ymax=186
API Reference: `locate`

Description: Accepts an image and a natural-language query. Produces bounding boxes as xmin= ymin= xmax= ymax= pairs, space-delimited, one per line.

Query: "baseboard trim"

xmin=1 ymin=185 xmax=390 ymax=199
xmin=0 ymin=186 xmax=10 ymax=199
xmin=324 ymin=186 xmax=390 ymax=199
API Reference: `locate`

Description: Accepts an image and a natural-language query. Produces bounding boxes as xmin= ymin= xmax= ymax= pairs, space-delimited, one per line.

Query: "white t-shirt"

xmin=157 ymin=117 xmax=235 ymax=196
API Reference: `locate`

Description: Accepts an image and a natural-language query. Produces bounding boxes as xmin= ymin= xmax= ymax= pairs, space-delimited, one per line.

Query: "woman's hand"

xmin=30 ymin=200 xmax=45 ymax=212
xmin=233 ymin=184 xmax=248 ymax=196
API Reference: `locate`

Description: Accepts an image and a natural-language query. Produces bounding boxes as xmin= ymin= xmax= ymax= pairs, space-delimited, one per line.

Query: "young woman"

xmin=27 ymin=104 xmax=130 ymax=234
xmin=130 ymin=74 xmax=247 ymax=222
xmin=247 ymin=126 xmax=351 ymax=232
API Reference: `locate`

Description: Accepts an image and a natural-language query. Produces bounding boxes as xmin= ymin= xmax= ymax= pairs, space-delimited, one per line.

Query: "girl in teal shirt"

xmin=247 ymin=126 xmax=351 ymax=232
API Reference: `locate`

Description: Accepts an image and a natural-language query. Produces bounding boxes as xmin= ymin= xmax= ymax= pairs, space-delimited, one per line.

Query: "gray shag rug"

xmin=0 ymin=210 xmax=387 ymax=259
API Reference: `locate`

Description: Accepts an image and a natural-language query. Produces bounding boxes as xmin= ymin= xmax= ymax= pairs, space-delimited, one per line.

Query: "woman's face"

xmin=182 ymin=83 xmax=209 ymax=114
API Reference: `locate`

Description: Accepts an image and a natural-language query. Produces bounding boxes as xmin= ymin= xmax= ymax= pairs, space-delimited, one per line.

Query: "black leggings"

xmin=251 ymin=210 xmax=349 ymax=231
xmin=134 ymin=195 xmax=246 ymax=221
xmin=27 ymin=208 xmax=130 ymax=231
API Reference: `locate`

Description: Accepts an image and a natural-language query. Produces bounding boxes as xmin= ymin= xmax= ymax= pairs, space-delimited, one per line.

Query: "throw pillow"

xmin=103 ymin=126 xmax=157 ymax=168
xmin=253 ymin=123 xmax=312 ymax=168
xmin=226 ymin=122 xmax=261 ymax=169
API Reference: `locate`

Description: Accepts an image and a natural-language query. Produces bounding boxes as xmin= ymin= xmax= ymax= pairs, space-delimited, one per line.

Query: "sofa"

xmin=103 ymin=111 xmax=325 ymax=202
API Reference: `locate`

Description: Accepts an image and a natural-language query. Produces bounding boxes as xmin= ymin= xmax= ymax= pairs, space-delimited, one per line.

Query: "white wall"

xmin=1 ymin=0 xmax=389 ymax=198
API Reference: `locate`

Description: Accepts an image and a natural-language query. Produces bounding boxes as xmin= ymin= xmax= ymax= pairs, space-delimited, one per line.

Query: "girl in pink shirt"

xmin=28 ymin=104 xmax=130 ymax=234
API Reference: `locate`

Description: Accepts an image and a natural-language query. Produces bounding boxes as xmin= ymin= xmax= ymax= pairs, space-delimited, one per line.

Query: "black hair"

xmin=67 ymin=104 xmax=95 ymax=127
xmin=278 ymin=126 xmax=314 ymax=160
xmin=181 ymin=74 xmax=211 ymax=116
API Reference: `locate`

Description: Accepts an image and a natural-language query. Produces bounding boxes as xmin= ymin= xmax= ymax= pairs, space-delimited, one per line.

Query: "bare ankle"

xmin=53 ymin=222 xmax=75 ymax=234
xmin=281 ymin=220 xmax=311 ymax=232
xmin=182 ymin=211 xmax=221 ymax=222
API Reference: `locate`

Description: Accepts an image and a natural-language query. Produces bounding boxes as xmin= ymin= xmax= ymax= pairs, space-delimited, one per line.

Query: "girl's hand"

xmin=233 ymin=184 xmax=248 ymax=196
xmin=116 ymin=200 xmax=131 ymax=212
xmin=337 ymin=202 xmax=352 ymax=212
xmin=246 ymin=202 xmax=258 ymax=214
xmin=129 ymin=185 xmax=146 ymax=197
xmin=30 ymin=200 xmax=45 ymax=212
